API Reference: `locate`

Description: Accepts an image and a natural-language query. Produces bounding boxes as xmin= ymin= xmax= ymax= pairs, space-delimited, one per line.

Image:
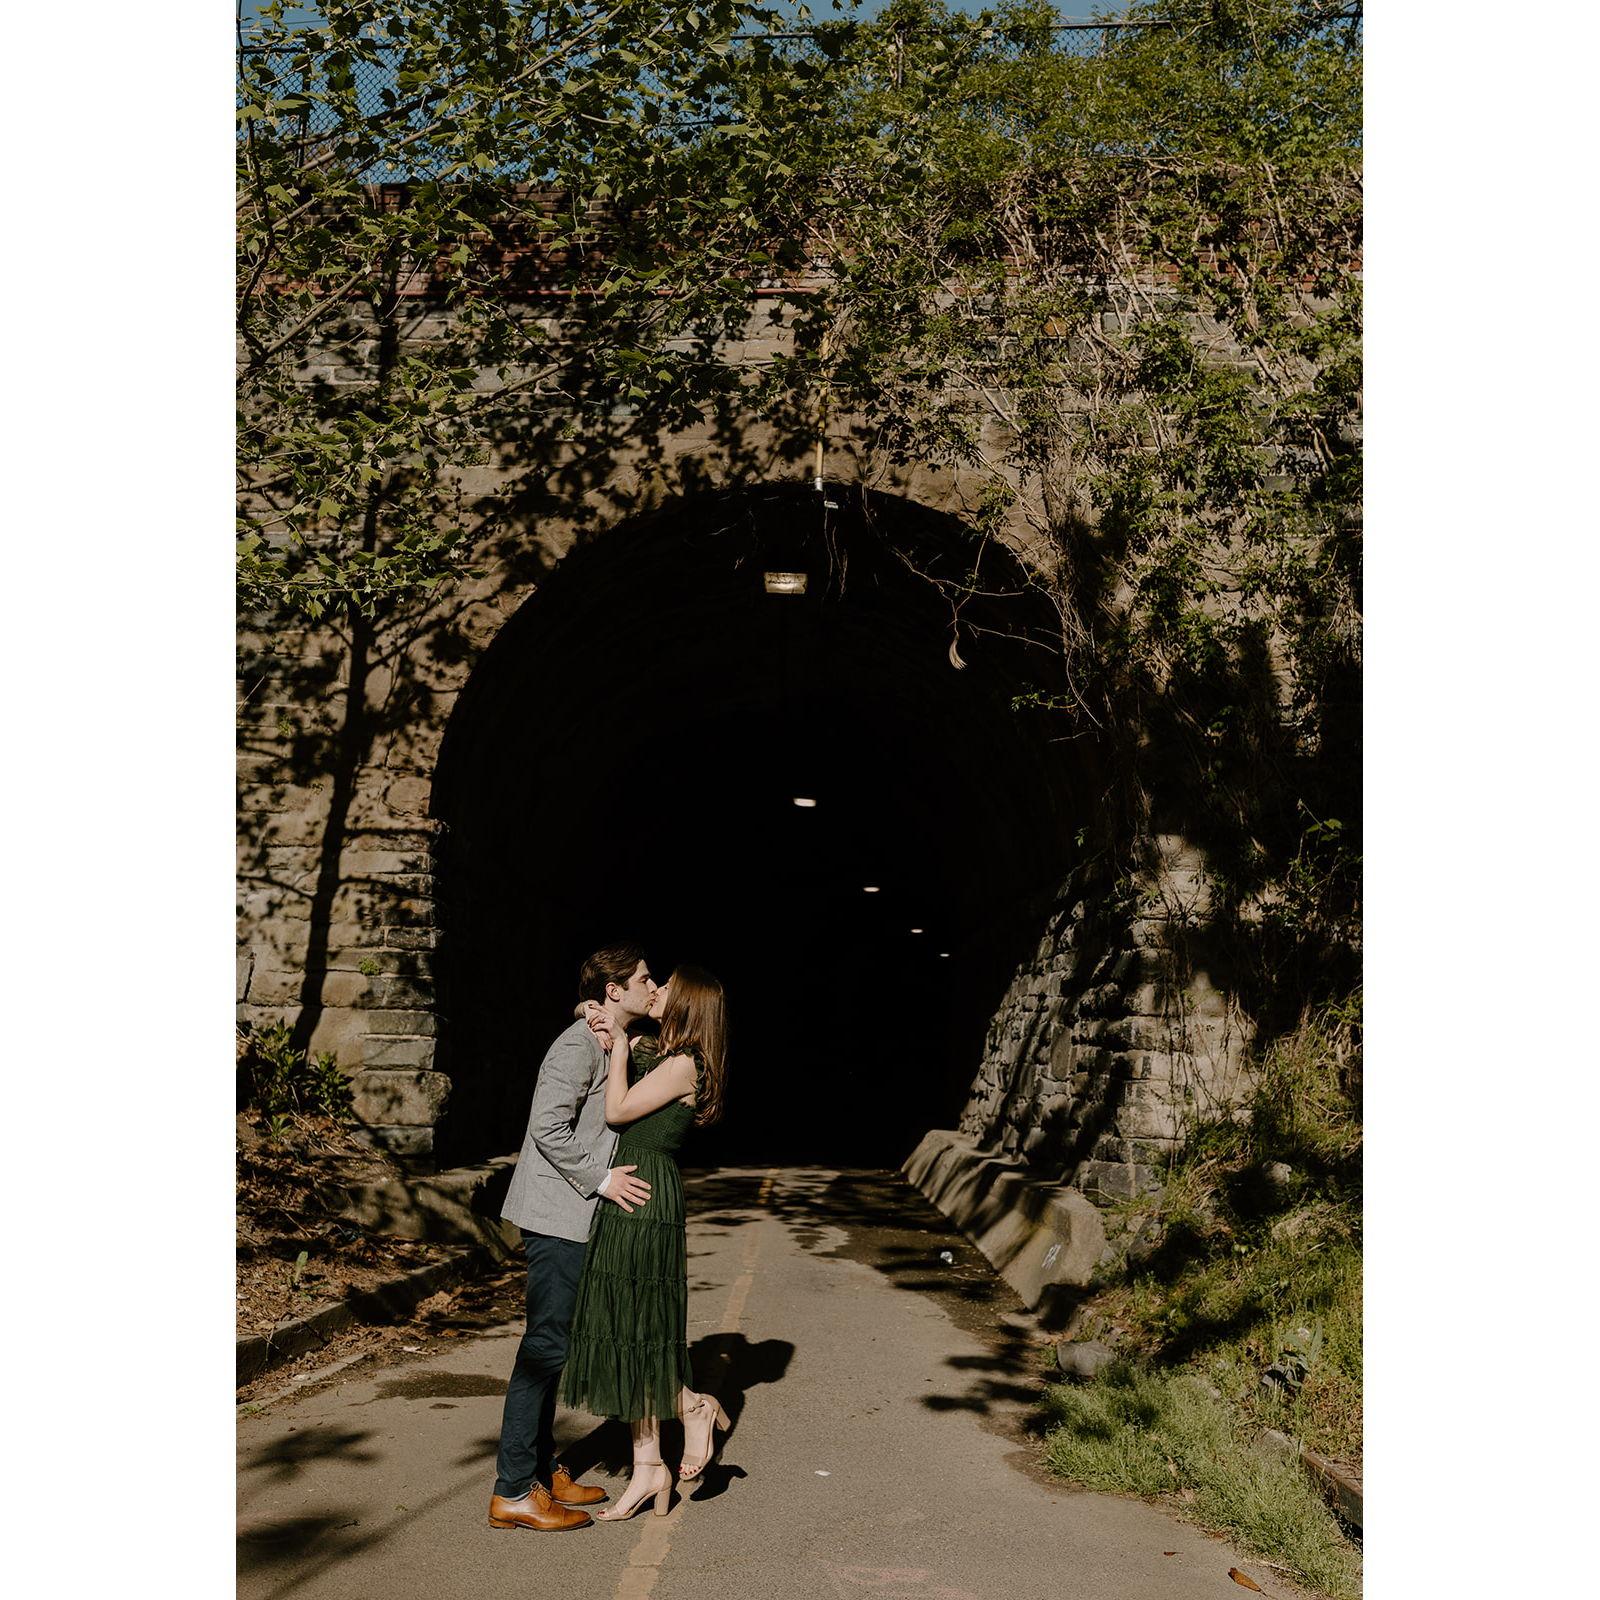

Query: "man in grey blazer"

xmin=488 ymin=942 xmax=658 ymax=1532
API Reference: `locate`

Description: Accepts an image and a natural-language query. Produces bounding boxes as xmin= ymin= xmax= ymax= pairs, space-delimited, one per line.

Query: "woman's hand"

xmin=583 ymin=1001 xmax=615 ymax=1051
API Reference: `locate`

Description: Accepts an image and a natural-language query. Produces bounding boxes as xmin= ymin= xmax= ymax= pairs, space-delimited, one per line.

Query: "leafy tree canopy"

xmin=238 ymin=0 xmax=810 ymax=617
xmin=239 ymin=0 xmax=1362 ymax=996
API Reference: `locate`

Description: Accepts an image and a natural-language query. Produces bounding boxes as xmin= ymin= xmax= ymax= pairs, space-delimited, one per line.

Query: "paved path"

xmin=239 ymin=1168 xmax=1312 ymax=1600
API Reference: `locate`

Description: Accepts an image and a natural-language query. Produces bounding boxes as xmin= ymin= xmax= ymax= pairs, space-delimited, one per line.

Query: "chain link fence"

xmin=239 ymin=10 xmax=1362 ymax=184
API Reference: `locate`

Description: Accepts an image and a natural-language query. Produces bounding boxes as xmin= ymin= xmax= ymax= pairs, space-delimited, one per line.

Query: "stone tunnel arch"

xmin=426 ymin=482 xmax=1085 ymax=1170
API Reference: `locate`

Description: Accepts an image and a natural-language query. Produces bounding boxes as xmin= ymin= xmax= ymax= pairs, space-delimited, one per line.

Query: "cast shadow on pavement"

xmin=241 ymin=1426 xmax=381 ymax=1487
xmin=238 ymin=1470 xmax=492 ymax=1598
xmin=238 ymin=1511 xmax=364 ymax=1575
xmin=557 ymin=1330 xmax=794 ymax=1496
xmin=687 ymin=1170 xmax=1059 ymax=1428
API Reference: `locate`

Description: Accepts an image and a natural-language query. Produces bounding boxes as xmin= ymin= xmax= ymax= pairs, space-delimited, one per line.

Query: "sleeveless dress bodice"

xmin=561 ymin=1038 xmax=701 ymax=1421
xmin=612 ymin=1045 xmax=696 ymax=1157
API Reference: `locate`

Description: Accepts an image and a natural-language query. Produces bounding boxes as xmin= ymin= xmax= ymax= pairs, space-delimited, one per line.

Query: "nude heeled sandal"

xmin=680 ymin=1393 xmax=731 ymax=1480
xmin=594 ymin=1462 xmax=673 ymax=1521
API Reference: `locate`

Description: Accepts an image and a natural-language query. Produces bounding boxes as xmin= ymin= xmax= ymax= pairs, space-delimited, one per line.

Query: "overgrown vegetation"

xmin=1044 ymin=994 xmax=1362 ymax=1596
xmin=732 ymin=0 xmax=1364 ymax=1012
xmin=239 ymin=0 xmax=1362 ymax=1021
xmin=237 ymin=1020 xmax=355 ymax=1131
xmin=237 ymin=0 xmax=816 ymax=620
xmin=237 ymin=15 xmax=1364 ymax=1552
xmin=1046 ymin=1366 xmax=1360 ymax=1599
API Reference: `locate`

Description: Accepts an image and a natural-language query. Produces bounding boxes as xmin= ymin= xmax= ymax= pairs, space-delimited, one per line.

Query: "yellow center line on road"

xmin=615 ymin=1515 xmax=675 ymax=1600
xmin=613 ymin=1168 xmax=777 ymax=1600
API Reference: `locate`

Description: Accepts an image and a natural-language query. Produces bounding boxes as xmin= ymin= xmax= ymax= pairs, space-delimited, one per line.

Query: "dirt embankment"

xmin=235 ymin=1112 xmax=526 ymax=1403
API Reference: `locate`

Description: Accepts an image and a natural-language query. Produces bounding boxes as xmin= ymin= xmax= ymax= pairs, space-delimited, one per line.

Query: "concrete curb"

xmin=330 ymin=1154 xmax=523 ymax=1256
xmin=903 ymin=1130 xmax=1106 ymax=1324
xmin=1254 ymin=1431 xmax=1363 ymax=1530
xmin=904 ymin=1134 xmax=1364 ymax=1534
xmin=236 ymin=1246 xmax=492 ymax=1386
xmin=1301 ymin=1446 xmax=1363 ymax=1530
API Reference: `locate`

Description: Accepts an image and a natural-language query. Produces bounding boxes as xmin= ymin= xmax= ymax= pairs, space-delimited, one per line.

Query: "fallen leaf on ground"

xmin=1228 ymin=1571 xmax=1265 ymax=1593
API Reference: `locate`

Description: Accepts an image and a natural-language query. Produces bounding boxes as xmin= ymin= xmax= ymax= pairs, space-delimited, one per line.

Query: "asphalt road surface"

xmin=238 ymin=1167 xmax=1316 ymax=1600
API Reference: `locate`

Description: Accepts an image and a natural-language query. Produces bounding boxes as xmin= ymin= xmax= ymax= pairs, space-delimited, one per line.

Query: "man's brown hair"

xmin=578 ymin=941 xmax=647 ymax=1005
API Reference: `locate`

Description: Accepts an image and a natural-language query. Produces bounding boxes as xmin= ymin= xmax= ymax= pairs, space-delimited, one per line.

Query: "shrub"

xmin=238 ymin=1022 xmax=354 ymax=1122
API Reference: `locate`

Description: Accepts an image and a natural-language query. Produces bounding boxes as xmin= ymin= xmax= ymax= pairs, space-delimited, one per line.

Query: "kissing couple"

xmin=487 ymin=941 xmax=732 ymax=1531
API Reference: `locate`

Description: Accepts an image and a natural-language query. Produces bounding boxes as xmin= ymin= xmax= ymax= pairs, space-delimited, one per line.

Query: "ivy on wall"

xmin=239 ymin=0 xmax=1362 ymax=1027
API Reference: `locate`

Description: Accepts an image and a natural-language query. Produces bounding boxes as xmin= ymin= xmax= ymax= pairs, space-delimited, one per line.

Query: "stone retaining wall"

xmin=238 ymin=747 xmax=451 ymax=1155
xmin=958 ymin=837 xmax=1251 ymax=1201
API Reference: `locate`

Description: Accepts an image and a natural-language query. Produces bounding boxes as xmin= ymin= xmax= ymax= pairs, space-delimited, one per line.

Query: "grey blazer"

xmin=500 ymin=1017 xmax=620 ymax=1244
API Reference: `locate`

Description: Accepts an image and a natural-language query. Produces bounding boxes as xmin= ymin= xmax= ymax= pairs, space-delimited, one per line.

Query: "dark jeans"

xmin=493 ymin=1230 xmax=587 ymax=1499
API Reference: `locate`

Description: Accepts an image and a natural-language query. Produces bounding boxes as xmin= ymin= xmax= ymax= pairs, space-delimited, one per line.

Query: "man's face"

xmin=608 ymin=960 xmax=657 ymax=1022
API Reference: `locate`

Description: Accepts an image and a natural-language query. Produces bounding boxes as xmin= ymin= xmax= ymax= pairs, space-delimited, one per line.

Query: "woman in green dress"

xmin=563 ymin=965 xmax=732 ymax=1521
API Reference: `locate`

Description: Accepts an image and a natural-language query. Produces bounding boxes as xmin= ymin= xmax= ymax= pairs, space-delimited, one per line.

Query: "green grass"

xmin=1045 ymin=1364 xmax=1361 ymax=1600
xmin=1041 ymin=995 xmax=1363 ymax=1598
xmin=1117 ymin=1216 xmax=1363 ymax=1466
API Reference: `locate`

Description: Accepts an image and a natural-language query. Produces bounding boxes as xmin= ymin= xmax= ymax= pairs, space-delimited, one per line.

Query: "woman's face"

xmin=647 ymin=977 xmax=672 ymax=1021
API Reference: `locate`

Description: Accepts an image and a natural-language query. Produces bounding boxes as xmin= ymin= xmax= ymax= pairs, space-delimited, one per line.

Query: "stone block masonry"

xmin=238 ymin=293 xmax=1271 ymax=1171
xmin=237 ymin=737 xmax=451 ymax=1155
xmin=957 ymin=840 xmax=1251 ymax=1204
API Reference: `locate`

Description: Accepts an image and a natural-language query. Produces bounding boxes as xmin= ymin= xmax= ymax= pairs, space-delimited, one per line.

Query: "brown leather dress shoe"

xmin=487 ymin=1481 xmax=592 ymax=1531
xmin=550 ymin=1462 xmax=607 ymax=1507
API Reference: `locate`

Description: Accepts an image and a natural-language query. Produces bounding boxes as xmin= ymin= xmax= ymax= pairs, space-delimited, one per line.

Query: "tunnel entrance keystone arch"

xmin=429 ymin=484 xmax=1084 ymax=1170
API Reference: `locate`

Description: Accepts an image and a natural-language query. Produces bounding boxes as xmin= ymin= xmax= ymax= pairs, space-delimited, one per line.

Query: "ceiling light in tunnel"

xmin=862 ymin=885 xmax=880 ymax=894
xmin=791 ymin=796 xmax=818 ymax=808
xmin=763 ymin=570 xmax=809 ymax=596
xmin=909 ymin=928 xmax=924 ymax=934
xmin=938 ymin=952 xmax=951 ymax=959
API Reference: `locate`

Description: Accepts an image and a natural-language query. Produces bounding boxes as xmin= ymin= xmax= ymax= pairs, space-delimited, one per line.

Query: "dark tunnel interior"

xmin=430 ymin=485 xmax=1082 ymax=1170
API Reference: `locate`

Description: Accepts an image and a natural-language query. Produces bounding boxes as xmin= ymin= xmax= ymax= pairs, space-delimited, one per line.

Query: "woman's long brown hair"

xmin=655 ymin=964 xmax=727 ymax=1127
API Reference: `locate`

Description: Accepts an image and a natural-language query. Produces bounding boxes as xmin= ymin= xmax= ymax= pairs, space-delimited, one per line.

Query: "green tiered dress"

xmin=562 ymin=1040 xmax=698 ymax=1422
